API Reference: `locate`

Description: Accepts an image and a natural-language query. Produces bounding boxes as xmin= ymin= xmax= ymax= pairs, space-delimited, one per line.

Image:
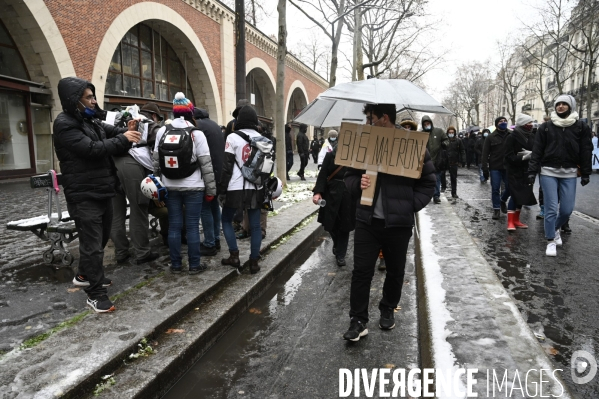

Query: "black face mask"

xmin=557 ymin=109 xmax=571 ymax=119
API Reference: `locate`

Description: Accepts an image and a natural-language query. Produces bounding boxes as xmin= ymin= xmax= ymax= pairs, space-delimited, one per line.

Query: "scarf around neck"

xmin=551 ymin=110 xmax=578 ymax=127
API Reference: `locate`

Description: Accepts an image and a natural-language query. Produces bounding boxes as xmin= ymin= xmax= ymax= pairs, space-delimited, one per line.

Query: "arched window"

xmin=105 ymin=23 xmax=194 ymax=103
xmin=0 ymin=21 xmax=29 ymax=80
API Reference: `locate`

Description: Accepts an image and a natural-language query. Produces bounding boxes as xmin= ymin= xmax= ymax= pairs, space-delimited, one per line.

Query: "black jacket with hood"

xmin=421 ymin=115 xmax=448 ymax=163
xmin=194 ymin=107 xmax=225 ymax=183
xmin=481 ymin=128 xmax=510 ymax=171
xmin=53 ymin=77 xmax=130 ymax=203
xmin=345 ymin=149 xmax=436 ymax=228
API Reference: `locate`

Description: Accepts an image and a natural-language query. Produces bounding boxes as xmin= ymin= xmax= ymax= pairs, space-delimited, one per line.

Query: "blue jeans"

xmin=540 ymin=175 xmax=576 ymax=240
xmin=201 ymin=199 xmax=221 ymax=247
xmin=490 ymin=169 xmax=510 ymax=209
xmin=166 ymin=191 xmax=203 ymax=268
xmin=433 ymin=171 xmax=443 ymax=198
xmin=222 ymin=207 xmax=262 ymax=260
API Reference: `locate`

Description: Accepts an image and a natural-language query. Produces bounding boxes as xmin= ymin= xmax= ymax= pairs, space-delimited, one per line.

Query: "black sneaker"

xmin=200 ymin=244 xmax=218 ymax=256
xmin=379 ymin=308 xmax=395 ymax=330
xmin=189 ymin=263 xmax=208 ymax=275
xmin=343 ymin=319 xmax=368 ymax=342
xmin=116 ymin=253 xmax=130 ymax=264
xmin=451 ymin=194 xmax=459 ymax=199
xmin=136 ymin=252 xmax=159 ymax=265
xmin=170 ymin=265 xmax=182 ymax=274
xmin=73 ymin=275 xmax=112 ymax=288
xmin=86 ymin=296 xmax=115 ymax=313
xmin=500 ymin=201 xmax=507 ymax=214
xmin=336 ymin=257 xmax=346 ymax=267
xmin=215 ymin=240 xmax=221 ymax=251
xmin=433 ymin=197 xmax=441 ymax=204
xmin=561 ymin=222 xmax=572 ymax=234
xmin=492 ymin=209 xmax=500 ymax=220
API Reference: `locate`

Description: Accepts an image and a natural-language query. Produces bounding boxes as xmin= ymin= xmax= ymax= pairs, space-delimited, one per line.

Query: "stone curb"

xmin=0 ymin=200 xmax=321 ymax=399
xmin=414 ymin=195 xmax=574 ymax=398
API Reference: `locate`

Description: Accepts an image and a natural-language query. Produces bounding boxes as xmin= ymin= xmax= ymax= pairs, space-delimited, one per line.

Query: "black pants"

xmin=286 ymin=151 xmax=294 ymax=175
xmin=349 ymin=219 xmax=412 ymax=323
xmin=66 ymin=199 xmax=112 ymax=299
xmin=298 ymin=153 xmax=308 ymax=176
xmin=449 ymin=164 xmax=458 ymax=196
xmin=441 ymin=170 xmax=447 ymax=191
xmin=330 ymin=229 xmax=350 ymax=260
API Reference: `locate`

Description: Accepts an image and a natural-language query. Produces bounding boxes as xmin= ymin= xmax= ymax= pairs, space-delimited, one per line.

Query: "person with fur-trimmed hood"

xmin=399 ymin=118 xmax=417 ymax=130
xmin=528 ymin=95 xmax=592 ymax=256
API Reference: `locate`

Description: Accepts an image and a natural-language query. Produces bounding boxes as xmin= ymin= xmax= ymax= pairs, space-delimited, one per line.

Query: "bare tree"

xmin=222 ymin=0 xmax=271 ymax=25
xmin=565 ymin=0 xmax=599 ymax=119
xmin=289 ymin=0 xmax=351 ymax=87
xmin=292 ymin=32 xmax=331 ymax=75
xmin=449 ymin=61 xmax=492 ymax=126
xmin=275 ymin=0 xmax=288 ymax=184
xmin=497 ymin=42 xmax=526 ymax=124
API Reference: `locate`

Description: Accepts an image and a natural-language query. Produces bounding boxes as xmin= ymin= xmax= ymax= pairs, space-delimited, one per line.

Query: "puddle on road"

xmin=163 ymin=237 xmax=326 ymax=399
xmin=12 ymin=263 xmax=75 ymax=284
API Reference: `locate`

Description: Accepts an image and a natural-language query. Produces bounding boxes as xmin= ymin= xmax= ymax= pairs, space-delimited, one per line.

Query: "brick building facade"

xmin=0 ymin=0 xmax=328 ymax=179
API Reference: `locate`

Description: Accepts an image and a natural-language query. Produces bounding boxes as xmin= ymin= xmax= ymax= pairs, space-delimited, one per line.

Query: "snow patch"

xmin=418 ymin=208 xmax=467 ymax=399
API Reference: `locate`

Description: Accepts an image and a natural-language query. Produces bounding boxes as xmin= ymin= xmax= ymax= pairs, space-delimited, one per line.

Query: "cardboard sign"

xmin=593 ymin=137 xmax=599 ymax=170
xmin=334 ymin=122 xmax=430 ymax=206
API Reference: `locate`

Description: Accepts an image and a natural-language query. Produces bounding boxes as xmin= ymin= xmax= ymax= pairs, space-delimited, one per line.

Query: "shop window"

xmin=105 ymin=23 xmax=194 ymax=103
xmin=0 ymin=90 xmax=31 ymax=171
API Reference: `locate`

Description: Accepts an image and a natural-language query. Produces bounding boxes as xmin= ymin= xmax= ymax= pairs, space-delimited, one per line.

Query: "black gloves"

xmin=581 ymin=177 xmax=590 ymax=186
xmin=528 ymin=175 xmax=536 ymax=186
xmin=482 ymin=169 xmax=489 ymax=180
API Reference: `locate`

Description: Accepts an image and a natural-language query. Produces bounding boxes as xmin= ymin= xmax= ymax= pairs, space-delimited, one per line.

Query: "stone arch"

xmin=246 ymin=58 xmax=276 ymax=120
xmin=285 ymin=80 xmax=309 ymax=122
xmin=91 ymin=2 xmax=222 ymax=122
xmin=0 ymin=0 xmax=76 ymax=116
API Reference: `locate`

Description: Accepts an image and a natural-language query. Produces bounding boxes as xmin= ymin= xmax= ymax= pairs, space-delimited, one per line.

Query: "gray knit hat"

xmin=554 ymin=94 xmax=576 ymax=111
xmin=515 ymin=113 xmax=533 ymax=126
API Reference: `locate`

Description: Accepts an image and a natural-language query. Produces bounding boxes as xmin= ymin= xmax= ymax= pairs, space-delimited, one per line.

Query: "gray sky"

xmin=258 ymin=0 xmax=544 ymax=102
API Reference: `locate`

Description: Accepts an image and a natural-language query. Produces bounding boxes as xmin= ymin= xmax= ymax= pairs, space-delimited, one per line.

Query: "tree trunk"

xmin=356 ymin=10 xmax=364 ymax=80
xmin=329 ymin=0 xmax=345 ymax=88
xmin=275 ymin=0 xmax=288 ymax=185
xmin=235 ymin=0 xmax=246 ymax=102
xmin=587 ymin=60 xmax=594 ymax=121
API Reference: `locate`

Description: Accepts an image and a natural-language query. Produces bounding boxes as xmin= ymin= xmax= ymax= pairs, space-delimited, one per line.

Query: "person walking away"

xmin=312 ymin=144 xmax=355 ymax=266
xmin=110 ymin=102 xmax=163 ymax=265
xmin=421 ymin=115 xmax=448 ymax=204
xmin=219 ymin=105 xmax=267 ymax=274
xmin=482 ymin=117 xmax=511 ymax=219
xmin=53 ymin=77 xmax=141 ymax=313
xmin=318 ymin=130 xmax=338 ymax=168
xmin=153 ymin=93 xmax=216 ymax=274
xmin=446 ymin=127 xmax=465 ymax=199
xmin=296 ymin=123 xmax=310 ymax=180
xmin=467 ymin=131 xmax=478 ymax=168
xmin=527 ymin=95 xmax=592 ymax=256
xmin=285 ymin=123 xmax=294 ymax=180
xmin=476 ymin=130 xmax=489 ymax=183
xmin=504 ymin=114 xmax=537 ymax=231
xmin=193 ymin=107 xmax=225 ymax=256
xmin=343 ymin=103 xmax=436 ymax=341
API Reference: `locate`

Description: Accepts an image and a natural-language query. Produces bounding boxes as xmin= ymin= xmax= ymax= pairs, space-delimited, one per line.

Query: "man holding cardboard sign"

xmin=339 ymin=104 xmax=436 ymax=341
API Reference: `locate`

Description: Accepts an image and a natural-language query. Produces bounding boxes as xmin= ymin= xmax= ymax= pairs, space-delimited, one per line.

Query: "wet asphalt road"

xmin=164 ymin=234 xmax=420 ymax=399
xmin=450 ymin=167 xmax=599 ymax=398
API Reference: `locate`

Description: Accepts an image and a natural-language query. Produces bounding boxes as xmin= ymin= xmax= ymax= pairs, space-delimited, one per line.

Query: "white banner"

xmin=593 ymin=137 xmax=599 ymax=170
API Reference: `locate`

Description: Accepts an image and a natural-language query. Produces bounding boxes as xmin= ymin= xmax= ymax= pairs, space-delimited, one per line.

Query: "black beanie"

xmin=299 ymin=124 xmax=307 ymax=133
xmin=495 ymin=116 xmax=507 ymax=128
xmin=235 ymin=105 xmax=259 ymax=130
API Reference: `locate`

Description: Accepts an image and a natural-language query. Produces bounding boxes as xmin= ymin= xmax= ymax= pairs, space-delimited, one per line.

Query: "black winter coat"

xmin=313 ymin=150 xmax=355 ymax=233
xmin=194 ymin=108 xmax=225 ymax=183
xmin=345 ymin=149 xmax=436 ymax=228
xmin=481 ymin=129 xmax=510 ymax=171
xmin=447 ymin=138 xmax=465 ymax=165
xmin=528 ymin=119 xmax=593 ymax=178
xmin=474 ymin=136 xmax=485 ymax=156
xmin=296 ymin=131 xmax=309 ymax=155
xmin=53 ymin=77 xmax=130 ymax=203
xmin=504 ymin=127 xmax=537 ymax=206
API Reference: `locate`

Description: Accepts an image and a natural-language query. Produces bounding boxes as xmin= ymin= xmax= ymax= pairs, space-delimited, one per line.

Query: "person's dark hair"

xmin=184 ymin=115 xmax=197 ymax=127
xmin=299 ymin=123 xmax=308 ymax=133
xmin=362 ymin=103 xmax=397 ymax=124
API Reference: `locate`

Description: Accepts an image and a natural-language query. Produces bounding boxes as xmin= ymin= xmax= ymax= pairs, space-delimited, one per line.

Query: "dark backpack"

xmin=158 ymin=125 xmax=198 ymax=179
xmin=233 ymin=131 xmax=274 ymax=186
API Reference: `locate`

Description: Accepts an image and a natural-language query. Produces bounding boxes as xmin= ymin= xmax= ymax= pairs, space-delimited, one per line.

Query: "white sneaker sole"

xmin=347 ymin=328 xmax=369 ymax=342
xmin=379 ymin=322 xmax=396 ymax=330
xmin=87 ymin=302 xmax=116 ymax=313
xmin=72 ymin=277 xmax=89 ymax=287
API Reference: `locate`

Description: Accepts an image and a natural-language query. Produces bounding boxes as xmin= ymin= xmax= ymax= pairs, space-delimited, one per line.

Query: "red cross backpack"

xmin=158 ymin=125 xmax=198 ymax=179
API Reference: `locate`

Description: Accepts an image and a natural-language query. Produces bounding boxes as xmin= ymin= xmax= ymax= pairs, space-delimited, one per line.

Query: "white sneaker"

xmin=554 ymin=230 xmax=563 ymax=246
xmin=546 ymin=241 xmax=557 ymax=256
